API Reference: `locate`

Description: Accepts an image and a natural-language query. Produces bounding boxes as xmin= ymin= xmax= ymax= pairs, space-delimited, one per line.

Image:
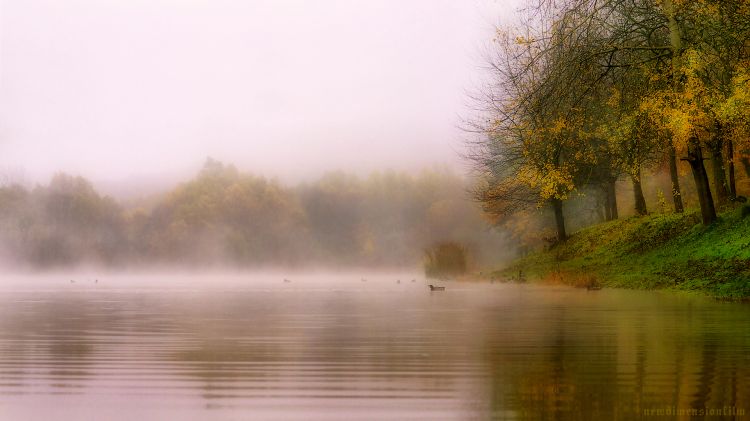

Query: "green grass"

xmin=496 ymin=205 xmax=750 ymax=299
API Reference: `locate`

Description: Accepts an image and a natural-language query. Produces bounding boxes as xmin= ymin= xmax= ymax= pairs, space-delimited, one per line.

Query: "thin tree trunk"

xmin=596 ymin=186 xmax=606 ymax=222
xmin=668 ymin=144 xmax=684 ymax=213
xmin=608 ymin=178 xmax=619 ymax=220
xmin=596 ymin=200 xmax=605 ymax=223
xmin=551 ymin=198 xmax=567 ymax=242
xmin=710 ymin=144 xmax=729 ymax=206
xmin=603 ymin=187 xmax=612 ymax=221
xmin=631 ymin=168 xmax=647 ymax=215
xmin=709 ymin=126 xmax=729 ymax=206
xmin=727 ymin=137 xmax=736 ymax=199
xmin=686 ymin=138 xmax=718 ymax=225
xmin=665 ymin=0 xmax=691 ymax=215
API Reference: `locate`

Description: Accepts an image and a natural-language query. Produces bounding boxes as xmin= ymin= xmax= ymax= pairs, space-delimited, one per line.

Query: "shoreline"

xmin=479 ymin=205 xmax=750 ymax=300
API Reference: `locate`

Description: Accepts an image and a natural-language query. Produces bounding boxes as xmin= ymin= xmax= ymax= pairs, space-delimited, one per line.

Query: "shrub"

xmin=423 ymin=241 xmax=468 ymax=279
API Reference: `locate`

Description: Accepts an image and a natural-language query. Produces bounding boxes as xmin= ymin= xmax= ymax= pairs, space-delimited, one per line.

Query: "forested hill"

xmin=0 ymin=160 xmax=507 ymax=268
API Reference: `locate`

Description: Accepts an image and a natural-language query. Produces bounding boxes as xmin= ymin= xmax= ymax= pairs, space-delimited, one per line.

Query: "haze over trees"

xmin=0 ymin=159 xmax=507 ymax=269
xmin=469 ymin=0 xmax=750 ymax=243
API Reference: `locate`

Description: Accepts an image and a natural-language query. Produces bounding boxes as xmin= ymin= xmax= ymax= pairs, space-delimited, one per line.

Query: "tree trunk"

xmin=709 ymin=125 xmax=729 ymax=206
xmin=710 ymin=143 xmax=729 ymax=206
xmin=603 ymin=188 xmax=612 ymax=221
xmin=596 ymin=187 xmax=606 ymax=223
xmin=551 ymin=198 xmax=567 ymax=242
xmin=727 ymin=137 xmax=736 ymax=199
xmin=665 ymin=0 xmax=691 ymax=215
xmin=668 ymin=144 xmax=684 ymax=213
xmin=631 ymin=168 xmax=647 ymax=215
xmin=608 ymin=178 xmax=619 ymax=220
xmin=686 ymin=138 xmax=718 ymax=225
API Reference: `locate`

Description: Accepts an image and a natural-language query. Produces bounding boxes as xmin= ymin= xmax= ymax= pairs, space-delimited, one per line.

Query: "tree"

xmin=468 ymin=13 xmax=607 ymax=242
xmin=524 ymin=0 xmax=730 ymax=223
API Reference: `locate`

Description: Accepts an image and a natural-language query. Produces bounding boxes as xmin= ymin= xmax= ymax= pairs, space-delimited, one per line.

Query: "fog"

xmin=0 ymin=0 xmax=523 ymax=192
xmin=0 ymin=160 xmax=515 ymax=271
xmin=0 ymin=0 xmax=529 ymax=272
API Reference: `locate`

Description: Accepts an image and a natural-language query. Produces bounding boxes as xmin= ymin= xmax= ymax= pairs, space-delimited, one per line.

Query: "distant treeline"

xmin=0 ymin=159 xmax=507 ymax=268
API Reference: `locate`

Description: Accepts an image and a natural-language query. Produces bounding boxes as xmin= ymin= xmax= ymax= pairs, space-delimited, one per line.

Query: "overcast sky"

xmin=0 ymin=0 xmax=522 ymax=193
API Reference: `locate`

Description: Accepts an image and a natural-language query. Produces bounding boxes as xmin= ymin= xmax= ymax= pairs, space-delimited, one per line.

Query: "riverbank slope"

xmin=496 ymin=205 xmax=750 ymax=299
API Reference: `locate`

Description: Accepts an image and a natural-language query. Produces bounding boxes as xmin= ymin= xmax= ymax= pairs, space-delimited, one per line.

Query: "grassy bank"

xmin=495 ymin=205 xmax=750 ymax=299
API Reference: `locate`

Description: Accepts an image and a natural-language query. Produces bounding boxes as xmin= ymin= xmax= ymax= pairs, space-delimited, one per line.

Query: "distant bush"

xmin=423 ymin=241 xmax=468 ymax=279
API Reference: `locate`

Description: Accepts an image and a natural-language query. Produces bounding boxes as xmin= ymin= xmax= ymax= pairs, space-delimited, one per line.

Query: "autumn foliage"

xmin=469 ymin=0 xmax=750 ymax=241
xmin=0 ymin=160 xmax=506 ymax=268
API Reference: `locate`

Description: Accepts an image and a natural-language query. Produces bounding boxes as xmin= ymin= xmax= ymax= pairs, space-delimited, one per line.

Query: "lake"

xmin=0 ymin=272 xmax=748 ymax=420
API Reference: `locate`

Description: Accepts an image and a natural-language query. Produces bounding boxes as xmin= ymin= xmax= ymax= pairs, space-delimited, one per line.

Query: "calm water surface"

xmin=0 ymin=273 xmax=748 ymax=420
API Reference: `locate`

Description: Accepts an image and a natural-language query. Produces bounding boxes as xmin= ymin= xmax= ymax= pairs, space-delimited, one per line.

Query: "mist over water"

xmin=0 ymin=0 xmax=523 ymax=270
xmin=0 ymin=161 xmax=513 ymax=271
xmin=1 ymin=273 xmax=748 ymax=420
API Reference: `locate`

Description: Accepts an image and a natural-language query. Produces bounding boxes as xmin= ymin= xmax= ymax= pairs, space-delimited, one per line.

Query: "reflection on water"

xmin=0 ymin=273 xmax=748 ymax=420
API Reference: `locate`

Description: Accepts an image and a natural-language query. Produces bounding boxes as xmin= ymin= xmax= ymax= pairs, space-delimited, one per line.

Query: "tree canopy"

xmin=470 ymin=0 xmax=750 ymax=241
